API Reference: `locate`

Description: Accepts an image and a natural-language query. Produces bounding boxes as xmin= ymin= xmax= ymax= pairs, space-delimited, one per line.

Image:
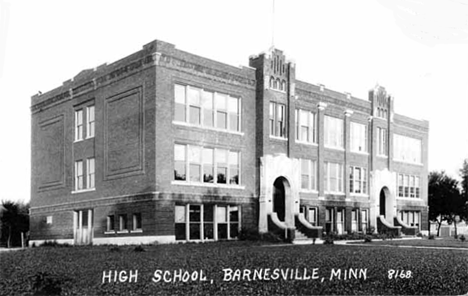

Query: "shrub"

xmin=323 ymin=237 xmax=334 ymax=245
xmin=416 ymin=232 xmax=423 ymax=237
xmin=428 ymin=234 xmax=435 ymax=240
xmin=239 ymin=227 xmax=261 ymax=241
xmin=30 ymin=272 xmax=69 ymax=295
xmin=364 ymin=236 xmax=372 ymax=243
xmin=109 ymin=246 xmax=121 ymax=252
xmin=40 ymin=241 xmax=71 ymax=248
xmin=134 ymin=245 xmax=145 ymax=252
xmin=459 ymin=235 xmax=466 ymax=242
xmin=260 ymin=232 xmax=283 ymax=243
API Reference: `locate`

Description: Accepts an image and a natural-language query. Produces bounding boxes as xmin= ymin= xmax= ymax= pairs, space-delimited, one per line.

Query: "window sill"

xmin=300 ymin=189 xmax=318 ymax=194
xmin=377 ymin=154 xmax=388 ymax=158
xmin=324 ymin=192 xmax=345 ymax=196
xmin=324 ymin=146 xmax=345 ymax=152
xmin=172 ymin=121 xmax=244 ymax=136
xmin=269 ymin=88 xmax=286 ymax=94
xmin=171 ymin=181 xmax=245 ymax=189
xmin=104 ymin=231 xmax=116 ymax=235
xmin=85 ymin=135 xmax=95 ymax=140
xmin=72 ymin=188 xmax=95 ymax=194
xmin=74 ymin=139 xmax=83 ymax=143
xmin=392 ymin=159 xmax=423 ymax=166
xmin=131 ymin=229 xmax=143 ymax=233
xmin=296 ymin=140 xmax=318 ymax=147
xmin=117 ymin=230 xmax=129 ymax=234
xmin=396 ymin=197 xmax=423 ymax=201
xmin=269 ymin=136 xmax=288 ymax=141
xmin=350 ymin=151 xmax=369 ymax=156
xmin=350 ymin=193 xmax=369 ymax=198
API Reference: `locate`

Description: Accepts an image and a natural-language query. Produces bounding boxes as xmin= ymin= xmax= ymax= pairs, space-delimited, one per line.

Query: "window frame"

xmin=324 ymin=115 xmax=344 ymax=149
xmin=75 ymin=109 xmax=84 ymax=142
xmin=86 ymin=105 xmax=95 ymax=139
xmin=350 ymin=122 xmax=367 ymax=153
xmin=324 ymin=162 xmax=344 ymax=194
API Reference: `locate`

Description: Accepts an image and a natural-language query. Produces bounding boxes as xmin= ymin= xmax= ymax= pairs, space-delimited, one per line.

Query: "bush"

xmin=29 ymin=272 xmax=69 ymax=295
xmin=239 ymin=227 xmax=261 ymax=241
xmin=416 ymin=232 xmax=423 ymax=237
xmin=134 ymin=245 xmax=145 ymax=252
xmin=323 ymin=237 xmax=334 ymax=245
xmin=459 ymin=235 xmax=466 ymax=242
xmin=40 ymin=241 xmax=71 ymax=248
xmin=428 ymin=234 xmax=435 ymax=240
xmin=364 ymin=236 xmax=372 ymax=243
xmin=109 ymin=246 xmax=121 ymax=252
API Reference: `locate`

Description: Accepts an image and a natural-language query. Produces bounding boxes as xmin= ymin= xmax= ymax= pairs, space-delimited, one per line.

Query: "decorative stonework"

xmin=258 ymin=154 xmax=300 ymax=232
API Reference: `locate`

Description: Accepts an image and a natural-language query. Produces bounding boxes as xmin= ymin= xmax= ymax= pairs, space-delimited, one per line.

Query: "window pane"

xmin=217 ymin=206 xmax=227 ymax=223
xmin=175 ymin=205 xmax=186 ymax=223
xmin=202 ymin=91 xmax=214 ymax=127
xmin=175 ymin=85 xmax=186 ymax=122
xmin=190 ymin=164 xmax=201 ymax=182
xmin=216 ymin=93 xmax=227 ymax=110
xmin=189 ymin=106 xmax=201 ymax=125
xmin=217 ymin=112 xmax=227 ymax=129
xmin=188 ymin=87 xmax=200 ymax=106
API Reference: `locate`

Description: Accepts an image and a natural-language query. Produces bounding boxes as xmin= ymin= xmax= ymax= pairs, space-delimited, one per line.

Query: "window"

xmin=349 ymin=166 xmax=367 ymax=194
xmin=175 ymin=205 xmax=186 ymax=240
xmin=350 ymin=122 xmax=367 ymax=152
xmin=301 ymin=206 xmax=318 ymax=226
xmin=325 ymin=208 xmax=334 ymax=233
xmin=361 ymin=210 xmax=368 ymax=233
xmin=174 ymin=144 xmax=241 ymax=186
xmin=397 ymin=174 xmax=421 ymax=198
xmin=132 ymin=213 xmax=142 ymax=231
xmin=336 ymin=209 xmax=345 ymax=235
xmin=300 ymin=159 xmax=317 ymax=191
xmin=174 ymin=84 xmax=186 ymax=122
xmin=393 ymin=134 xmax=422 ymax=164
xmin=46 ymin=216 xmax=53 ymax=225
xmin=351 ymin=210 xmax=358 ymax=232
xmin=106 ymin=215 xmax=115 ymax=232
xmin=324 ymin=116 xmax=344 ymax=148
xmin=377 ymin=127 xmax=387 ymax=156
xmin=174 ymin=84 xmax=241 ymax=132
xmin=400 ymin=211 xmax=420 ymax=228
xmin=86 ymin=106 xmax=95 ymax=138
xmin=86 ymin=158 xmax=95 ymax=189
xmin=295 ymin=109 xmax=317 ymax=143
xmin=377 ymin=107 xmax=388 ymax=119
xmin=269 ymin=102 xmax=287 ymax=138
xmin=324 ymin=162 xmax=344 ymax=193
xmin=119 ymin=214 xmax=128 ymax=231
xmin=75 ymin=110 xmax=83 ymax=141
xmin=74 ymin=160 xmax=83 ymax=191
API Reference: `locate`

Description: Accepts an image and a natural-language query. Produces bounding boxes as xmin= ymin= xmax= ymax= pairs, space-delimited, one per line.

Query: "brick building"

xmin=30 ymin=40 xmax=429 ymax=245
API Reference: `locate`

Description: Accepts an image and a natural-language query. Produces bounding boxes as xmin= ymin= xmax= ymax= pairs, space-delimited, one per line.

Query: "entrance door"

xmin=273 ymin=178 xmax=286 ymax=222
xmin=74 ymin=209 xmax=93 ymax=245
xmin=379 ymin=189 xmax=386 ymax=217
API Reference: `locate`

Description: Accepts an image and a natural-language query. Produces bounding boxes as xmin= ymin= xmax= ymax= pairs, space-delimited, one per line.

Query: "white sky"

xmin=0 ymin=0 xmax=467 ymax=203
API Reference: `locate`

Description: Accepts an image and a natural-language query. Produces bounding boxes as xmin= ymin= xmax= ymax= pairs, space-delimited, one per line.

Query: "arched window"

xmin=269 ymin=76 xmax=274 ymax=89
xmin=281 ymin=80 xmax=286 ymax=91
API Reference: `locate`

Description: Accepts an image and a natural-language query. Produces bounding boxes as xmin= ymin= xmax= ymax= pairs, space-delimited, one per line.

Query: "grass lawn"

xmin=1 ymin=241 xmax=467 ymax=295
xmin=350 ymin=237 xmax=468 ymax=249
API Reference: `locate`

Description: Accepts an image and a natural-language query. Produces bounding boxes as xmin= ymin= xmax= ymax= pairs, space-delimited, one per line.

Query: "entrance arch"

xmin=273 ymin=177 xmax=290 ymax=222
xmin=379 ymin=187 xmax=391 ymax=219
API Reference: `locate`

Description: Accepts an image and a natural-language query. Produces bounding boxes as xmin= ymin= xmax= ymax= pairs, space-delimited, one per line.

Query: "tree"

xmin=0 ymin=200 xmax=29 ymax=248
xmin=460 ymin=159 xmax=468 ymax=223
xmin=428 ymin=171 xmax=464 ymax=236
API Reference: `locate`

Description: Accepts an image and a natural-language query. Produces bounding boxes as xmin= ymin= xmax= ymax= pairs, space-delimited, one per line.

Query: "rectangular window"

xmin=189 ymin=205 xmax=201 ymax=240
xmin=216 ymin=93 xmax=228 ymax=129
xmin=308 ymin=207 xmax=317 ymax=226
xmin=324 ymin=116 xmax=344 ymax=148
xmin=174 ymin=145 xmax=186 ymax=181
xmin=202 ymin=90 xmax=214 ymax=127
xmin=132 ymin=213 xmax=142 ymax=231
xmin=398 ymin=174 xmax=404 ymax=197
xmin=119 ymin=214 xmax=127 ymax=231
xmin=400 ymin=211 xmax=420 ymax=228
xmin=349 ymin=166 xmax=367 ymax=194
xmin=106 ymin=215 xmax=114 ymax=232
xmin=86 ymin=106 xmax=95 ymax=138
xmin=397 ymin=174 xmax=421 ymax=198
xmin=75 ymin=110 xmax=83 ymax=141
xmin=174 ymin=84 xmax=186 ymax=122
xmin=270 ymin=102 xmax=287 ymax=138
xmin=174 ymin=84 xmax=240 ymax=132
xmin=86 ymin=158 xmax=95 ymax=189
xmin=74 ymin=160 xmax=83 ymax=191
xmin=350 ymin=122 xmax=367 ymax=152
xmin=175 ymin=205 xmax=186 ymax=240
xmin=203 ymin=148 xmax=214 ymax=183
xmin=300 ymin=159 xmax=317 ymax=191
xmin=325 ymin=208 xmax=334 ymax=233
xmin=404 ymin=175 xmax=409 ymax=197
xmin=188 ymin=87 xmax=201 ymax=125
xmin=351 ymin=210 xmax=358 ymax=232
xmin=46 ymin=216 xmax=53 ymax=224
xmin=229 ymin=151 xmax=239 ymax=185
xmin=377 ymin=127 xmax=388 ymax=156
xmin=336 ymin=209 xmax=345 ymax=235
xmin=415 ymin=177 xmax=420 ymax=198
xmin=295 ymin=109 xmax=317 ymax=143
xmin=393 ymin=134 xmax=422 ymax=163
xmin=216 ymin=149 xmax=228 ymax=184
xmin=175 ymin=144 xmax=241 ymax=186
xmin=361 ymin=210 xmax=368 ymax=233
xmin=325 ymin=162 xmax=343 ymax=193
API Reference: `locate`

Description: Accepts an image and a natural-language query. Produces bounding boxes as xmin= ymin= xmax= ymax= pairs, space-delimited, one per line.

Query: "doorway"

xmin=273 ymin=177 xmax=287 ymax=222
xmin=74 ymin=209 xmax=93 ymax=245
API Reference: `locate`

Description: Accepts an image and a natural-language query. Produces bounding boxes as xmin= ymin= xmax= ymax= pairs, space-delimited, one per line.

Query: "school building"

xmin=29 ymin=39 xmax=429 ymax=245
